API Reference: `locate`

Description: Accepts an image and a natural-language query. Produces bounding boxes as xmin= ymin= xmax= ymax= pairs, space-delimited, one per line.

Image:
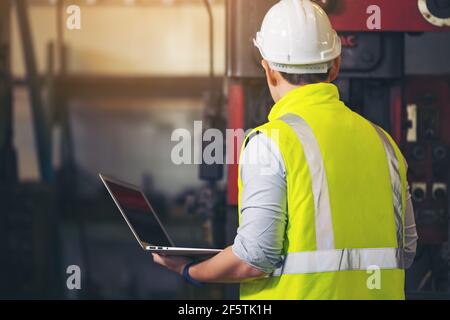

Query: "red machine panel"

xmin=227 ymin=84 xmax=245 ymax=205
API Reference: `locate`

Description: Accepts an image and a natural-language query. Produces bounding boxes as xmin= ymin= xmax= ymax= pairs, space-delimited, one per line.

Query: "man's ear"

xmin=261 ymin=60 xmax=278 ymax=87
xmin=328 ymin=56 xmax=341 ymax=82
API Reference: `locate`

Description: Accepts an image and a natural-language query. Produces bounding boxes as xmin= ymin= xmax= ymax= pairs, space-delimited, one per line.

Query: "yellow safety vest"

xmin=238 ymin=83 xmax=407 ymax=300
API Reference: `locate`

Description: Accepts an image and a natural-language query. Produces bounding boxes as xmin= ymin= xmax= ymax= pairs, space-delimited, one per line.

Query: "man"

xmin=153 ymin=0 xmax=418 ymax=299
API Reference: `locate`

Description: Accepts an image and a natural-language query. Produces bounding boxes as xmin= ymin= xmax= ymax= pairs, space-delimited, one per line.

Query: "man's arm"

xmin=152 ymin=247 xmax=266 ymax=283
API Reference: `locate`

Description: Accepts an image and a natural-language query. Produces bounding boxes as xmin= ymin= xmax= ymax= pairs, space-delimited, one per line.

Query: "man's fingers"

xmin=153 ymin=254 xmax=174 ymax=268
xmin=152 ymin=253 xmax=164 ymax=265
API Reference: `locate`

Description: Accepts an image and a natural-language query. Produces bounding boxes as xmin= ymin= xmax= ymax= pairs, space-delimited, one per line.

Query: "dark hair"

xmin=280 ymin=69 xmax=331 ymax=86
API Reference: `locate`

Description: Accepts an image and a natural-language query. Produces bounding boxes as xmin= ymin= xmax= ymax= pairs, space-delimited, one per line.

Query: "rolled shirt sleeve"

xmin=232 ymin=133 xmax=287 ymax=274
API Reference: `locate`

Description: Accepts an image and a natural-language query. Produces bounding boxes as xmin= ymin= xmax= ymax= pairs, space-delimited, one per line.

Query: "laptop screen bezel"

xmin=99 ymin=174 xmax=175 ymax=248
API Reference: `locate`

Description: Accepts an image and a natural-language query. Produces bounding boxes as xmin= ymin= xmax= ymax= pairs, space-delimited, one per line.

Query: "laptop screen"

xmin=103 ymin=178 xmax=173 ymax=247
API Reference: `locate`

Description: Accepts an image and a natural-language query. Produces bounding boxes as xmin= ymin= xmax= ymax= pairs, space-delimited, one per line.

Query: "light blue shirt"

xmin=232 ymin=133 xmax=418 ymax=274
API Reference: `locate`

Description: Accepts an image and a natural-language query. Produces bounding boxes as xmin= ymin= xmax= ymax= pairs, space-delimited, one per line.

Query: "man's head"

xmin=261 ymin=57 xmax=341 ymax=102
xmin=254 ymin=0 xmax=342 ymax=102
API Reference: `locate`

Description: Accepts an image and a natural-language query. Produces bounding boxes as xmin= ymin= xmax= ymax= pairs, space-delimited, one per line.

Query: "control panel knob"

xmin=432 ymin=183 xmax=448 ymax=200
xmin=433 ymin=145 xmax=448 ymax=161
xmin=412 ymin=183 xmax=427 ymax=202
xmin=412 ymin=145 xmax=426 ymax=161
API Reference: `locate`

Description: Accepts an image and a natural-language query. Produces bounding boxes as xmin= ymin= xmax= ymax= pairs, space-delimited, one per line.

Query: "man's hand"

xmin=152 ymin=247 xmax=266 ymax=283
xmin=152 ymin=253 xmax=192 ymax=275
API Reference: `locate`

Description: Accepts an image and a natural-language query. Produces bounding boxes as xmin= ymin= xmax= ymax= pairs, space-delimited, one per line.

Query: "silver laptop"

xmin=100 ymin=174 xmax=222 ymax=257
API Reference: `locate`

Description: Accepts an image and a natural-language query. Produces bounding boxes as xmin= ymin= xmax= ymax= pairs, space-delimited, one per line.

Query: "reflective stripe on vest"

xmin=371 ymin=124 xmax=404 ymax=249
xmin=271 ymin=114 xmax=405 ymax=276
xmin=272 ymin=248 xmax=403 ymax=276
xmin=279 ymin=114 xmax=335 ymax=250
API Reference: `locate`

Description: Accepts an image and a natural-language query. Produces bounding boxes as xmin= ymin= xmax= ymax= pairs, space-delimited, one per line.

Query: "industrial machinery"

xmin=226 ymin=0 xmax=450 ymax=298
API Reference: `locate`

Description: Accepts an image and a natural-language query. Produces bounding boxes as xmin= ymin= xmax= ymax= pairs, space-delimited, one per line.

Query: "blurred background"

xmin=0 ymin=0 xmax=450 ymax=299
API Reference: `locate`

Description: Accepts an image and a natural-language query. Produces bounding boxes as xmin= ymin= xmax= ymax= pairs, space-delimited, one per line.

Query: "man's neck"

xmin=276 ymin=81 xmax=331 ymax=102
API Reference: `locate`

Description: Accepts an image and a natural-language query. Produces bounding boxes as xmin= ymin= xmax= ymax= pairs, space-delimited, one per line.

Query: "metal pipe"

xmin=15 ymin=0 xmax=54 ymax=183
xmin=203 ymin=0 xmax=214 ymax=83
xmin=0 ymin=0 xmax=18 ymax=185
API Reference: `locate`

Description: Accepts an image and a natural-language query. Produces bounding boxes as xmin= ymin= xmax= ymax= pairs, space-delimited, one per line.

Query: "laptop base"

xmin=146 ymin=246 xmax=222 ymax=257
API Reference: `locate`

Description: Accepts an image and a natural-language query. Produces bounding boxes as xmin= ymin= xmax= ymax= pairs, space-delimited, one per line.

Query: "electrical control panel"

xmin=404 ymin=78 xmax=450 ymax=244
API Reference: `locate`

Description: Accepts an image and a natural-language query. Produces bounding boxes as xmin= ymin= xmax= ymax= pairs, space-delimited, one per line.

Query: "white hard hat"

xmin=254 ymin=0 xmax=341 ymax=74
